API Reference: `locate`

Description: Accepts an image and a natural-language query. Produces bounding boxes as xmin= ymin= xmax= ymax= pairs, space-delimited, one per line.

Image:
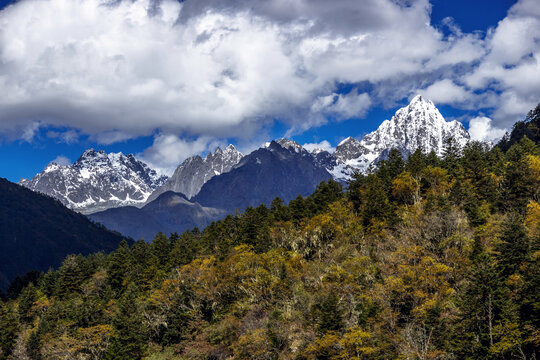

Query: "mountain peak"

xmin=333 ymin=97 xmax=469 ymax=172
xmin=410 ymin=94 xmax=425 ymax=102
xmin=147 ymin=143 xmax=243 ymax=201
xmin=337 ymin=136 xmax=359 ymax=147
xmin=22 ymin=149 xmax=167 ymax=214
xmin=276 ymin=138 xmax=304 ymax=153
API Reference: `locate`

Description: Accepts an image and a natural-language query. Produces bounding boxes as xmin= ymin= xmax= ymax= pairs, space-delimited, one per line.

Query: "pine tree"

xmin=442 ymin=136 xmax=462 ymax=176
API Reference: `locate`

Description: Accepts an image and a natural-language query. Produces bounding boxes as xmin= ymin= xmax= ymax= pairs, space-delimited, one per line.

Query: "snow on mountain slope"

xmin=147 ymin=144 xmax=243 ymax=201
xmin=334 ymin=95 xmax=470 ymax=173
xmin=20 ymin=149 xmax=168 ymax=214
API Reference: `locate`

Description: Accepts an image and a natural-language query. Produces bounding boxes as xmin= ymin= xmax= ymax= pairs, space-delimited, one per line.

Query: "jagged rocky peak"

xmin=276 ymin=138 xmax=305 ymax=153
xmin=333 ymin=95 xmax=470 ymax=173
xmin=334 ymin=137 xmax=364 ymax=162
xmin=20 ymin=149 xmax=168 ymax=214
xmin=147 ymin=144 xmax=243 ymax=201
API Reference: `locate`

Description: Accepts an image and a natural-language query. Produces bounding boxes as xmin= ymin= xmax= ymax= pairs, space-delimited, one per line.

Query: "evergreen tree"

xmin=442 ymin=136 xmax=462 ymax=176
xmin=317 ymin=293 xmax=343 ymax=334
xmin=0 ymin=304 xmax=18 ymax=360
xmin=26 ymin=330 xmax=41 ymax=360
xmin=308 ymin=180 xmax=343 ymax=215
xmin=502 ymin=139 xmax=536 ymax=212
xmin=495 ymin=214 xmax=530 ymax=278
xmin=107 ymin=240 xmax=131 ymax=292
xmin=270 ymin=197 xmax=291 ymax=222
xmin=106 ymin=284 xmax=146 ymax=360
xmin=17 ymin=283 xmax=36 ymax=323
xmin=55 ymin=254 xmax=91 ymax=297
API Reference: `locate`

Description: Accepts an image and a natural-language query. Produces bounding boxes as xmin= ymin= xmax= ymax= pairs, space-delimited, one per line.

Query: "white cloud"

xmin=417 ymin=79 xmax=469 ymax=104
xmin=0 ymin=0 xmax=537 ymax=165
xmin=51 ymin=155 xmax=71 ymax=166
xmin=327 ymin=91 xmax=372 ymax=119
xmin=303 ymin=140 xmax=335 ymax=153
xmin=46 ymin=129 xmax=79 ymax=144
xmin=468 ymin=116 xmax=507 ymax=143
xmin=0 ymin=0 xmax=488 ymax=143
xmin=462 ymin=0 xmax=540 ymax=126
xmin=139 ymin=134 xmax=222 ymax=175
xmin=20 ymin=121 xmax=41 ymax=142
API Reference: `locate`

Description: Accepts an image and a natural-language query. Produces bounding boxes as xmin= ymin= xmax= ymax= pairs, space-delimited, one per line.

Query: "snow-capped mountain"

xmin=147 ymin=144 xmax=243 ymax=201
xmin=20 ymin=149 xmax=168 ymax=214
xmin=334 ymin=95 xmax=470 ymax=173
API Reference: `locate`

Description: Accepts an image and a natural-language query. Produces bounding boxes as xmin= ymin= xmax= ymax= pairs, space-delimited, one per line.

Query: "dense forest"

xmin=0 ymin=178 xmax=125 ymax=291
xmin=1 ymin=108 xmax=539 ymax=359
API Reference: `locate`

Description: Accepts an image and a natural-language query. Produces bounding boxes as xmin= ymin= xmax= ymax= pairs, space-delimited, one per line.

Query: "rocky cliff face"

xmin=147 ymin=145 xmax=243 ymax=201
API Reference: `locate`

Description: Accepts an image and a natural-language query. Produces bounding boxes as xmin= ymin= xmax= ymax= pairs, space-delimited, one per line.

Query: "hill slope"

xmin=0 ymin=178 xmax=125 ymax=291
xmin=89 ymin=191 xmax=224 ymax=241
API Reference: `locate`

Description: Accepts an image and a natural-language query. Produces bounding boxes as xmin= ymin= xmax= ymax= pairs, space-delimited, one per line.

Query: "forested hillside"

xmin=1 ymin=133 xmax=539 ymax=359
xmin=0 ymin=178 xmax=126 ymax=292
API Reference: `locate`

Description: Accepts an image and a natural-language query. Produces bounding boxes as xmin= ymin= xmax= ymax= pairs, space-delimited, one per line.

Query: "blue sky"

xmin=1 ymin=0 xmax=538 ymax=182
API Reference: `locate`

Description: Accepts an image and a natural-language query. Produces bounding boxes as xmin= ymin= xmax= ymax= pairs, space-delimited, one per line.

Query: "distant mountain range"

xmin=0 ymin=178 xmax=125 ymax=291
xmin=22 ymin=95 xmax=471 ymax=240
xmin=147 ymin=144 xmax=243 ymax=201
xmin=20 ymin=149 xmax=167 ymax=214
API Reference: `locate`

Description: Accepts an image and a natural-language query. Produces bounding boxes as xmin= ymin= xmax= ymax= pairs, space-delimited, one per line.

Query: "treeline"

xmin=1 ymin=115 xmax=539 ymax=359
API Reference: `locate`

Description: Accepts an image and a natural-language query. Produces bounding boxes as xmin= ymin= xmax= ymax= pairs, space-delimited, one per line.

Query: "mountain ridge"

xmin=20 ymin=149 xmax=168 ymax=214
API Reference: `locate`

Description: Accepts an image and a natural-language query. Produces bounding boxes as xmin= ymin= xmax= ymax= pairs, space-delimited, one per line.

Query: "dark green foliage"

xmin=17 ymin=283 xmax=37 ymax=323
xmin=107 ymin=240 xmax=131 ymax=291
xmin=452 ymin=253 xmax=501 ymax=358
xmin=26 ymin=330 xmax=41 ymax=360
xmin=316 ymin=293 xmax=343 ymax=334
xmin=308 ymin=180 xmax=344 ymax=214
xmin=442 ymin=136 xmax=462 ymax=176
xmin=0 ymin=304 xmax=18 ymax=360
xmin=497 ymin=102 xmax=540 ymax=151
xmin=495 ymin=214 xmax=530 ymax=278
xmin=7 ymin=270 xmax=43 ymax=299
xmin=106 ymin=284 xmax=146 ymax=360
xmin=501 ymin=138 xmax=537 ymax=212
xmin=55 ymin=255 xmax=93 ymax=298
xmin=0 ymin=177 xmax=125 ymax=292
xmin=162 ymin=286 xmax=193 ymax=346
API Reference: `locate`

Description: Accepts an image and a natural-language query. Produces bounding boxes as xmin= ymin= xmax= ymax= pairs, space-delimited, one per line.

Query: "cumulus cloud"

xmin=0 ymin=0 xmax=538 ymax=170
xmin=0 ymin=0 xmax=486 ymax=141
xmin=463 ymin=0 xmax=540 ymax=125
xmin=303 ymin=140 xmax=335 ymax=153
xmin=468 ymin=116 xmax=507 ymax=143
xmin=416 ymin=79 xmax=469 ymax=104
xmin=51 ymin=155 xmax=71 ymax=166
